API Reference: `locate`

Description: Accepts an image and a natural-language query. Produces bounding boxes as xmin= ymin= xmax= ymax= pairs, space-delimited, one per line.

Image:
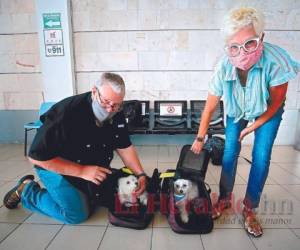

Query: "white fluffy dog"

xmin=118 ymin=175 xmax=148 ymax=207
xmin=174 ymin=179 xmax=199 ymax=223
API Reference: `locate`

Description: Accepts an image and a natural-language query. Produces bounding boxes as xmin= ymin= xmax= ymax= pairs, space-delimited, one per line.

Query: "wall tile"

xmin=138 ymin=0 xmax=160 ymax=10
xmin=121 ymin=71 xmax=144 ymax=91
xmin=3 ymin=91 xmax=44 ymax=110
xmin=274 ymin=124 xmax=297 ymax=145
xmin=16 ymin=74 xmax=43 ymax=91
xmin=72 ymin=11 xmax=91 ymax=32
xmin=91 ymin=10 xmax=138 ymax=31
xmin=0 ymin=0 xmax=15 ymax=14
xmin=72 ymin=0 xmax=108 ymax=12
xmin=75 ymin=53 xmax=99 ymax=71
xmin=76 ymin=73 xmax=91 ymax=93
xmin=142 ymin=72 xmax=169 ymax=90
xmin=0 ymin=75 xmax=17 ymax=92
xmin=285 ymin=88 xmax=298 ymax=109
xmin=127 ymin=0 xmax=138 ymax=10
xmin=138 ymin=51 xmax=169 ymax=70
xmin=266 ymin=31 xmax=300 ymax=60
xmin=0 ymin=35 xmax=14 ymax=53
xmin=13 ymin=0 xmax=35 ymax=14
xmin=0 ymin=14 xmax=14 ymax=34
xmin=0 ymin=54 xmax=16 ymax=73
xmin=76 ymin=52 xmax=138 ymax=71
xmin=12 ymin=13 xmax=37 ymax=33
xmin=100 ymin=51 xmax=138 ymax=70
xmin=138 ymin=10 xmax=159 ymax=30
xmin=14 ymin=34 xmax=39 ymax=54
xmin=71 ymin=1 xmax=300 ymax=31
xmin=281 ymin=109 xmax=298 ymax=126
xmin=109 ymin=32 xmax=128 ymax=51
xmin=128 ymin=32 xmax=148 ymax=51
xmin=107 ymin=0 xmax=127 ymax=11
xmin=15 ymin=53 xmax=40 ymax=72
xmin=74 ymin=30 xmax=300 ymax=71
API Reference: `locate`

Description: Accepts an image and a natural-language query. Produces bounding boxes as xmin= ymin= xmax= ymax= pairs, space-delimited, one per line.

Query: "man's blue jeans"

xmin=219 ymin=106 xmax=284 ymax=209
xmin=21 ymin=167 xmax=90 ymax=224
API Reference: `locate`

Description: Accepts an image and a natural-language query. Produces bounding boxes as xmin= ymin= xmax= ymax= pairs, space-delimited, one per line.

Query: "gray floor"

xmin=0 ymin=144 xmax=300 ymax=250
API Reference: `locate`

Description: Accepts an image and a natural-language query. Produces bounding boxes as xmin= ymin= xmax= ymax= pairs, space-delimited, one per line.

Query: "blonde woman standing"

xmin=191 ymin=7 xmax=300 ymax=237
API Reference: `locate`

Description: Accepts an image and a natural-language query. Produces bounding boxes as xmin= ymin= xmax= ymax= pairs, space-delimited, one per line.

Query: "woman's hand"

xmin=191 ymin=139 xmax=205 ymax=154
xmin=79 ymin=165 xmax=112 ymax=185
xmin=239 ymin=127 xmax=252 ymax=142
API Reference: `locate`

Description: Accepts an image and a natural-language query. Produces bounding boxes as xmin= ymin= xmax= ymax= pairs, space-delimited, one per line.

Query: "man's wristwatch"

xmin=136 ymin=172 xmax=147 ymax=179
xmin=195 ymin=136 xmax=205 ymax=143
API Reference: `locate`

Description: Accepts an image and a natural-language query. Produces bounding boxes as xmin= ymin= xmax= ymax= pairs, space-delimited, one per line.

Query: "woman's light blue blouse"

xmin=209 ymin=42 xmax=300 ymax=122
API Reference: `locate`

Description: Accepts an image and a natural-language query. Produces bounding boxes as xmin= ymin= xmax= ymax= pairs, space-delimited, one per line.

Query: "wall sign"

xmin=43 ymin=13 xmax=62 ymax=29
xmin=42 ymin=13 xmax=64 ymax=56
xmin=160 ymin=103 xmax=183 ymax=116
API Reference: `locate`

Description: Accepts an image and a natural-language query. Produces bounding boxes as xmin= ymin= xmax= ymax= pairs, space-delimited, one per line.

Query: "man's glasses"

xmin=224 ymin=36 xmax=262 ymax=57
xmin=96 ymin=88 xmax=123 ymax=111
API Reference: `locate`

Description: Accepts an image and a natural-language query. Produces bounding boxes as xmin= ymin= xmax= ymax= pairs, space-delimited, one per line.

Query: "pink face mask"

xmin=229 ymin=43 xmax=264 ymax=71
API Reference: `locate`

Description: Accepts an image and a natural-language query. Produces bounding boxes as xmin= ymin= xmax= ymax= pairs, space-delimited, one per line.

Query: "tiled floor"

xmin=0 ymin=144 xmax=300 ymax=250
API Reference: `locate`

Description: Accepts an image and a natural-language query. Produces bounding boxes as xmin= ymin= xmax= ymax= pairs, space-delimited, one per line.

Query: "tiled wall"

xmin=0 ymin=0 xmax=43 ymax=110
xmin=0 ymin=0 xmax=300 ymax=144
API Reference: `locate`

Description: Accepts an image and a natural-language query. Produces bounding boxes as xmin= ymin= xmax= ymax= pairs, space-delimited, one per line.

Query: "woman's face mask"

xmin=229 ymin=42 xmax=263 ymax=71
xmin=225 ymin=28 xmax=264 ymax=71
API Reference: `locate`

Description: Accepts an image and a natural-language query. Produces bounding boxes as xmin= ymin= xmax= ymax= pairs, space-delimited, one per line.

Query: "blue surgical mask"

xmin=92 ymin=99 xmax=115 ymax=123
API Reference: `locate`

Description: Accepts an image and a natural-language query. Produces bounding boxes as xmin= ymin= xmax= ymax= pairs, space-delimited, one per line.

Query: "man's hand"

xmin=79 ymin=165 xmax=112 ymax=185
xmin=134 ymin=176 xmax=147 ymax=196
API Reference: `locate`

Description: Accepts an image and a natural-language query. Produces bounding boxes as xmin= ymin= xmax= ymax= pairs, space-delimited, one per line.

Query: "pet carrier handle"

xmin=204 ymin=182 xmax=211 ymax=194
xmin=121 ymin=167 xmax=133 ymax=174
xmin=159 ymin=172 xmax=175 ymax=179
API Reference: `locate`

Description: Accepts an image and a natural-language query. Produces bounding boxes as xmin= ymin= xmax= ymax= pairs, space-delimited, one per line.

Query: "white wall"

xmin=0 ymin=0 xmax=42 ymax=109
xmin=0 ymin=0 xmax=300 ymax=144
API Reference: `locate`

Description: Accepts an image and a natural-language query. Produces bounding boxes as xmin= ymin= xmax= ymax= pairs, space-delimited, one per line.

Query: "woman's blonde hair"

xmin=221 ymin=7 xmax=265 ymax=41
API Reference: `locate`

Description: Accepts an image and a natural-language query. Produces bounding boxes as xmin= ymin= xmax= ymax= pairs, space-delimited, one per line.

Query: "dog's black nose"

xmin=180 ymin=190 xmax=183 ymax=194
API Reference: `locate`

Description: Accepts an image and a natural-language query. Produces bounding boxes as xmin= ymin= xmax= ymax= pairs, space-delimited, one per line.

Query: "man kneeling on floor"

xmin=3 ymin=72 xmax=147 ymax=224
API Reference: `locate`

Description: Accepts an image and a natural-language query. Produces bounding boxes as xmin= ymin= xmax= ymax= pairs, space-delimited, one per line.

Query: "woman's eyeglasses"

xmin=224 ymin=36 xmax=262 ymax=57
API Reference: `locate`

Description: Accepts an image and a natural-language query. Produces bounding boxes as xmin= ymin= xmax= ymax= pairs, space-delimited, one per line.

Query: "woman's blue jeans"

xmin=219 ymin=106 xmax=284 ymax=209
xmin=21 ymin=167 xmax=90 ymax=224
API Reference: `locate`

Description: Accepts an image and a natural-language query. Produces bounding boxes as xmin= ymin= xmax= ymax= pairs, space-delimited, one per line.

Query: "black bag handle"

xmin=204 ymin=182 xmax=211 ymax=194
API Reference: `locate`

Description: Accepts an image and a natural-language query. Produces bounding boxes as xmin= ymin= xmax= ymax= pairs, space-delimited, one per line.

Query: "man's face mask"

xmin=92 ymin=87 xmax=122 ymax=123
xmin=92 ymin=99 xmax=115 ymax=123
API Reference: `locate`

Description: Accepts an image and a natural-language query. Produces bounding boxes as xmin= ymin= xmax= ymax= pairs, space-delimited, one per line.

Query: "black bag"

xmin=161 ymin=145 xmax=213 ymax=234
xmin=176 ymin=145 xmax=210 ymax=180
xmin=204 ymin=136 xmax=225 ymax=166
xmin=106 ymin=168 xmax=160 ymax=230
xmin=122 ymin=100 xmax=142 ymax=129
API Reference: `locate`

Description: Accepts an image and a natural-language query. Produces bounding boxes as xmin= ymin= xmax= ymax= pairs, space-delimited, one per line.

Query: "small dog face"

xmin=174 ymin=179 xmax=191 ymax=195
xmin=118 ymin=175 xmax=148 ymax=207
xmin=118 ymin=175 xmax=138 ymax=194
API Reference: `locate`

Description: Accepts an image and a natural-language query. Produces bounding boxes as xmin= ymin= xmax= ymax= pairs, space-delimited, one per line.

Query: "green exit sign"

xmin=43 ymin=13 xmax=61 ymax=29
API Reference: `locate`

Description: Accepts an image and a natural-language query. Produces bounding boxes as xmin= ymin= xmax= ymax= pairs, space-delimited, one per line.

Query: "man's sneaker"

xmin=3 ymin=175 xmax=35 ymax=209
